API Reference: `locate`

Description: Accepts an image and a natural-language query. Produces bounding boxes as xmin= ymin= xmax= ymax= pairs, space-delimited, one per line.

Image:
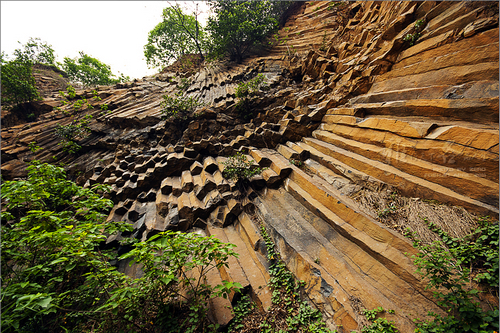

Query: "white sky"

xmin=1 ymin=1 xmax=210 ymax=79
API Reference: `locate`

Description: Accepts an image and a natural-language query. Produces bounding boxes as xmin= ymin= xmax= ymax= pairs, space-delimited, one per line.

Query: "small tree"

xmin=13 ymin=37 xmax=56 ymax=66
xmin=62 ymin=52 xmax=129 ymax=87
xmin=1 ymin=53 xmax=41 ymax=107
xmin=144 ymin=4 xmax=206 ymax=70
xmin=206 ymin=1 xmax=287 ymax=63
xmin=0 ymin=37 xmax=57 ymax=108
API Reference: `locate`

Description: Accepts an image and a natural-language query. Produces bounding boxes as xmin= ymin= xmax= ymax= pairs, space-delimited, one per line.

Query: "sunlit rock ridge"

xmin=2 ymin=2 xmax=498 ymax=331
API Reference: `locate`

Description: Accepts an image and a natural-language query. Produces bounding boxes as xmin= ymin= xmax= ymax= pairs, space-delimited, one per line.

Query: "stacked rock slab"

xmin=1 ymin=2 xmax=498 ymax=332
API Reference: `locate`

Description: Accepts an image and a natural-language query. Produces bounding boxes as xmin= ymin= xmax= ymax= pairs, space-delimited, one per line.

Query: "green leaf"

xmin=35 ymin=296 xmax=52 ymax=308
xmin=49 ymin=257 xmax=68 ymax=265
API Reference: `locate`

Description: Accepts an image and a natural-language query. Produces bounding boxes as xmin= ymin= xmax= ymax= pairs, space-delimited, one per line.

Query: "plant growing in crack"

xmin=222 ymin=152 xmax=263 ymax=182
xmin=54 ymin=114 xmax=92 ymax=154
xmin=161 ymin=77 xmax=203 ymax=120
xmin=404 ymin=19 xmax=425 ymax=46
xmin=235 ymin=73 xmax=267 ymax=120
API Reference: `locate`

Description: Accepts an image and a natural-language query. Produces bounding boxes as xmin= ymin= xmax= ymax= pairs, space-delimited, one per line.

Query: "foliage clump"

xmin=361 ymin=307 xmax=398 ymax=333
xmin=0 ymin=54 xmax=41 ymax=107
xmin=62 ymin=51 xmax=129 ymax=87
xmin=405 ymin=217 xmax=499 ymax=333
xmin=235 ymin=73 xmax=267 ymax=100
xmin=404 ymin=19 xmax=425 ymax=46
xmin=0 ymin=38 xmax=56 ymax=108
xmin=144 ymin=5 xmax=206 ymax=69
xmin=145 ymin=1 xmax=291 ymax=67
xmin=54 ymin=114 xmax=92 ymax=154
xmin=161 ymin=77 xmax=203 ymax=120
xmin=1 ymin=161 xmax=120 ymax=332
xmin=206 ymin=1 xmax=289 ymax=63
xmin=0 ymin=38 xmax=54 ymax=108
xmin=235 ymin=73 xmax=267 ymax=120
xmin=13 ymin=37 xmax=57 ymax=65
xmin=222 ymin=152 xmax=263 ymax=181
xmin=1 ymin=161 xmax=242 ymax=333
xmin=227 ymin=224 xmax=334 ymax=332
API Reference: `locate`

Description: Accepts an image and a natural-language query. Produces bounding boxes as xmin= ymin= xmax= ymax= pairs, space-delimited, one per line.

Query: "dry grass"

xmin=351 ymin=189 xmax=482 ymax=246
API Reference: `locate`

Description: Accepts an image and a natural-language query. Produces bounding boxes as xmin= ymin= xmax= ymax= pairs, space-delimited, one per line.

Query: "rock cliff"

xmin=1 ymin=1 xmax=498 ymax=332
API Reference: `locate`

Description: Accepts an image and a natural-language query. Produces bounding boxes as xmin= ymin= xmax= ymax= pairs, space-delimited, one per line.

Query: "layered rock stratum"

xmin=1 ymin=1 xmax=498 ymax=332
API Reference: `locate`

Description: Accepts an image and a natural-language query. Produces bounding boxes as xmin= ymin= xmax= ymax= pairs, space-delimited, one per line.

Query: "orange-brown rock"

xmin=1 ymin=2 xmax=498 ymax=331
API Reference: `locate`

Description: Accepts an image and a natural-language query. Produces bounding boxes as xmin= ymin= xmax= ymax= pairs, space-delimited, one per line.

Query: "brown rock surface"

xmin=1 ymin=1 xmax=498 ymax=331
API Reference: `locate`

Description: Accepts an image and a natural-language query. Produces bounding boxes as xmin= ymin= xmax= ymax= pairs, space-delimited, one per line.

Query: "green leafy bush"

xmin=117 ymin=231 xmax=241 ymax=332
xmin=235 ymin=73 xmax=267 ymax=120
xmin=64 ymin=85 xmax=76 ymax=99
xmin=161 ymin=93 xmax=203 ymax=120
xmin=54 ymin=114 xmax=92 ymax=153
xmin=1 ymin=38 xmax=61 ymax=108
xmin=13 ymin=37 xmax=56 ymax=66
xmin=222 ymin=152 xmax=263 ymax=181
xmin=161 ymin=77 xmax=203 ymax=119
xmin=92 ymin=89 xmax=102 ymax=101
xmin=405 ymin=218 xmax=499 ymax=333
xmin=404 ymin=19 xmax=425 ymax=46
xmin=235 ymin=73 xmax=267 ymax=100
xmin=28 ymin=141 xmax=42 ymax=153
xmin=361 ymin=308 xmax=398 ymax=333
xmin=1 ymin=161 xmax=124 ymax=332
xmin=62 ymin=52 xmax=129 ymax=87
xmin=319 ymin=31 xmax=328 ymax=52
xmin=206 ymin=1 xmax=289 ymax=63
xmin=1 ymin=161 xmax=242 ymax=333
xmin=0 ymin=54 xmax=41 ymax=107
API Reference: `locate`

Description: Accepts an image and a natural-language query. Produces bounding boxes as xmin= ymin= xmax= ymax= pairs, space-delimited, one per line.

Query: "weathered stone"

xmin=2 ymin=3 xmax=498 ymax=331
xmin=203 ymin=156 xmax=219 ymax=173
xmin=189 ymin=161 xmax=203 ymax=175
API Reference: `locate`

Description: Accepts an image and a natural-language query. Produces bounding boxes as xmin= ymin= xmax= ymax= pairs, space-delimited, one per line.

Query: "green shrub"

xmin=161 ymin=77 xmax=203 ymax=120
xmin=161 ymin=93 xmax=203 ymax=120
xmin=235 ymin=73 xmax=267 ymax=120
xmin=28 ymin=141 xmax=42 ymax=153
xmin=1 ymin=161 xmax=123 ymax=332
xmin=54 ymin=114 xmax=92 ymax=153
xmin=235 ymin=73 xmax=267 ymax=100
xmin=92 ymin=89 xmax=102 ymax=101
xmin=1 ymin=55 xmax=41 ymax=107
xmin=222 ymin=152 xmax=263 ymax=181
xmin=64 ymin=85 xmax=76 ymax=99
xmin=404 ymin=19 xmax=425 ymax=46
xmin=1 ymin=161 xmax=242 ymax=333
xmin=206 ymin=1 xmax=288 ymax=63
xmin=13 ymin=37 xmax=56 ymax=66
xmin=405 ymin=218 xmax=499 ymax=333
xmin=62 ymin=52 xmax=129 ymax=87
xmin=319 ymin=31 xmax=328 ymax=52
xmin=361 ymin=308 xmax=398 ymax=333
xmin=117 ymin=231 xmax=241 ymax=333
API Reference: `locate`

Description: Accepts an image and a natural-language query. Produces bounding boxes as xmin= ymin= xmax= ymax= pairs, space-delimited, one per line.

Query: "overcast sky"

xmin=1 ymin=1 xmax=211 ymax=79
